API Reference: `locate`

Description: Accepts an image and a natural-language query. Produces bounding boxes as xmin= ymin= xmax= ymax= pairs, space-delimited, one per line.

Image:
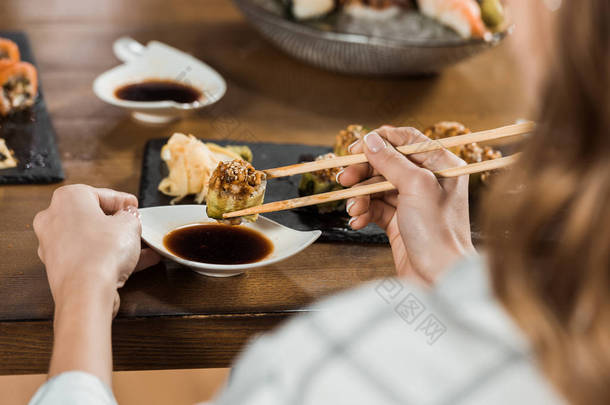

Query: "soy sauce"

xmin=163 ymin=224 xmax=273 ymax=265
xmin=114 ymin=79 xmax=202 ymax=103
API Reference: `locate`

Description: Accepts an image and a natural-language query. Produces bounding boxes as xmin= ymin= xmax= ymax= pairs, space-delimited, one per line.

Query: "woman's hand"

xmin=338 ymin=127 xmax=475 ymax=284
xmin=33 ymin=185 xmax=159 ymax=385
xmin=33 ymin=184 xmax=160 ymax=315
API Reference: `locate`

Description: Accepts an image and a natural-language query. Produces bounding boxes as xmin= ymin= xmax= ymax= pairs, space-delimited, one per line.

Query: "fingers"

xmin=32 ymin=210 xmax=46 ymax=236
xmin=381 ymin=126 xmax=463 ymax=169
xmin=376 ymin=127 xmax=467 ymax=192
xmin=113 ymin=205 xmax=142 ymax=235
xmin=33 ymin=210 xmax=48 ymax=262
xmin=135 ymin=248 xmax=161 ymax=271
xmin=349 ymin=199 xmax=396 ymax=231
xmin=361 ymin=131 xmax=440 ymax=197
xmin=48 ymin=185 xmax=139 ymax=216
xmin=112 ymin=292 xmax=120 ymax=319
xmin=339 ymin=126 xmax=468 ymax=191
xmin=346 ymin=195 xmax=369 ymax=218
xmin=94 ymin=188 xmax=139 ymax=215
xmin=340 ymin=127 xmax=425 ymax=188
xmin=345 ymin=176 xmax=395 ymax=217
xmin=346 ymin=175 xmax=398 ymax=231
xmin=337 ymin=162 xmax=372 ymax=187
xmin=348 ymin=126 xmax=424 ymax=155
xmin=390 ymin=129 xmax=467 ymax=193
xmin=337 ymin=131 xmax=380 ymax=186
xmin=347 ymin=191 xmax=398 ymax=217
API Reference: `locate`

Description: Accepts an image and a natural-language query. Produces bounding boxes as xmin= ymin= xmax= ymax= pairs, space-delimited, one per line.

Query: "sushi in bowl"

xmin=233 ymin=0 xmax=510 ymax=75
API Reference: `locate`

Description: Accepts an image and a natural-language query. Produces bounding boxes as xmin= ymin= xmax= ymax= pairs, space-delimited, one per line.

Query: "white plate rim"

xmin=139 ymin=206 xmax=321 ymax=271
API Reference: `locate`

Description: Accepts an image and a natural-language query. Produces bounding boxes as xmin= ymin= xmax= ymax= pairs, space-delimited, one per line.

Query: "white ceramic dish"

xmin=140 ymin=205 xmax=321 ymax=277
xmin=93 ymin=37 xmax=227 ymax=123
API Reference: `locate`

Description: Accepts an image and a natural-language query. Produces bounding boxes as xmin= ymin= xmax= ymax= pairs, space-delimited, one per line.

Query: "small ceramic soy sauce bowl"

xmin=139 ymin=205 xmax=321 ymax=277
xmin=93 ymin=37 xmax=227 ymax=124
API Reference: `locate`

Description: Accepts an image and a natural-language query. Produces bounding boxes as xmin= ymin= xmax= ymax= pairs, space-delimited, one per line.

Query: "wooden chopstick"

xmin=263 ymin=121 xmax=534 ymax=179
xmin=223 ymin=153 xmax=521 ymax=219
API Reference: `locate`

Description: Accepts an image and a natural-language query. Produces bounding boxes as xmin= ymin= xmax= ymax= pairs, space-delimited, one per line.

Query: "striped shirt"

xmin=30 ymin=256 xmax=565 ymax=405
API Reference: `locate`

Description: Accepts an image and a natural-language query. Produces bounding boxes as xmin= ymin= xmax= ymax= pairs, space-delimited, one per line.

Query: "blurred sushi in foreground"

xmin=282 ymin=0 xmax=337 ymax=20
xmin=0 ymin=61 xmax=38 ymax=116
xmin=207 ymin=160 xmax=267 ymax=224
xmin=0 ymin=38 xmax=20 ymax=70
xmin=416 ymin=0 xmax=505 ymax=40
xmin=478 ymin=0 xmax=504 ymax=28
xmin=340 ymin=0 xmax=413 ymax=19
xmin=279 ymin=0 xmax=504 ymax=39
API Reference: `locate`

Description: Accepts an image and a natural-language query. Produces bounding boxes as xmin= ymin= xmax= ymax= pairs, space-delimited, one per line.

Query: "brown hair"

xmin=482 ymin=1 xmax=610 ymax=404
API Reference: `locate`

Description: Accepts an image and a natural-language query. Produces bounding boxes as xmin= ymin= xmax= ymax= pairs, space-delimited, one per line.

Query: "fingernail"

xmin=348 ymin=216 xmax=358 ymax=228
xmin=364 ymin=132 xmax=386 ymax=153
xmin=125 ymin=206 xmax=141 ymax=219
xmin=347 ymin=140 xmax=359 ymax=154
xmin=346 ymin=199 xmax=355 ymax=215
xmin=335 ymin=169 xmax=344 ymax=185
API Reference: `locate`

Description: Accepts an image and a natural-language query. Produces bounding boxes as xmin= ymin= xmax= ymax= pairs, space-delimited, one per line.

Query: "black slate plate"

xmin=0 ymin=31 xmax=64 ymax=184
xmin=139 ymin=138 xmax=389 ymax=244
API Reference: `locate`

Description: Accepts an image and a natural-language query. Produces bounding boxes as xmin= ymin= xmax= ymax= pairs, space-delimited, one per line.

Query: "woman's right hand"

xmin=338 ymin=127 xmax=475 ymax=284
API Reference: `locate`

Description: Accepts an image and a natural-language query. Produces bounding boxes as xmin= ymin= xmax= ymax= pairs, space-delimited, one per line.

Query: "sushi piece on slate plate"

xmin=0 ymin=38 xmax=20 ymax=69
xmin=0 ymin=61 xmax=38 ymax=116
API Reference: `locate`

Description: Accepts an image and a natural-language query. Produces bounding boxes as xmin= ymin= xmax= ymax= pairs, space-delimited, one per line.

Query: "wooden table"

xmin=0 ymin=0 xmax=529 ymax=375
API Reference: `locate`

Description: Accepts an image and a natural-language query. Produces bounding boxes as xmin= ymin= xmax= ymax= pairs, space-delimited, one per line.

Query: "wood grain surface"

xmin=0 ymin=0 xmax=529 ymax=374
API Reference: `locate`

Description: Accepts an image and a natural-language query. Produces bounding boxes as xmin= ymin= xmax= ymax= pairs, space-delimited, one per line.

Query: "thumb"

xmin=362 ymin=131 xmax=424 ymax=194
xmin=135 ymin=248 xmax=161 ymax=271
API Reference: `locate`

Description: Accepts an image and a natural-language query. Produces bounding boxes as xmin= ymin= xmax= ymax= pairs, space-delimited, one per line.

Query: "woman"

xmin=29 ymin=0 xmax=608 ymax=404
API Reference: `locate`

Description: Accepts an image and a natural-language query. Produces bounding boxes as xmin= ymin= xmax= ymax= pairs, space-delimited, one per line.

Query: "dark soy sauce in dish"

xmin=163 ymin=224 xmax=273 ymax=265
xmin=114 ymin=79 xmax=202 ymax=103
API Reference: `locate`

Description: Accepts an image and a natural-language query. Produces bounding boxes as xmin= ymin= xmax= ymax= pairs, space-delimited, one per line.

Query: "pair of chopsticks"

xmin=223 ymin=122 xmax=534 ymax=219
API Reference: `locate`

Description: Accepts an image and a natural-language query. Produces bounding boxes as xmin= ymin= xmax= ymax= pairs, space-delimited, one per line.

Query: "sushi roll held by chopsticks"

xmin=207 ymin=160 xmax=267 ymax=225
xmin=0 ymin=61 xmax=38 ymax=116
xmin=0 ymin=38 xmax=20 ymax=70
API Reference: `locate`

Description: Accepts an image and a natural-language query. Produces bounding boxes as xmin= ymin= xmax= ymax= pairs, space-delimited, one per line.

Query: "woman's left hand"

xmin=33 ymin=184 xmax=160 ymax=315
